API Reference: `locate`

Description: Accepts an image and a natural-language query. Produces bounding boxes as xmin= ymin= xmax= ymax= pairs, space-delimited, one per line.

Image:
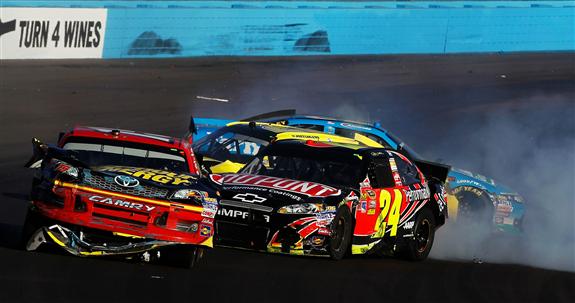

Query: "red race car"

xmin=23 ymin=126 xmax=219 ymax=267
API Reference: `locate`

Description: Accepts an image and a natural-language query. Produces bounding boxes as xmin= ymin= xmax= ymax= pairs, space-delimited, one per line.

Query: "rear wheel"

xmin=401 ymin=208 xmax=436 ymax=261
xmin=329 ymin=206 xmax=352 ymax=260
xmin=457 ymin=190 xmax=493 ymax=224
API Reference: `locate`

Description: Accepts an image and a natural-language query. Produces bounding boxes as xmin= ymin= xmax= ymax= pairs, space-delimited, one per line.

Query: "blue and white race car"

xmin=191 ymin=110 xmax=525 ymax=234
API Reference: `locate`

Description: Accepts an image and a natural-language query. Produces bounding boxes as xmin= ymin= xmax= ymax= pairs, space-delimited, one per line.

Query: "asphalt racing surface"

xmin=1 ymin=53 xmax=574 ymax=302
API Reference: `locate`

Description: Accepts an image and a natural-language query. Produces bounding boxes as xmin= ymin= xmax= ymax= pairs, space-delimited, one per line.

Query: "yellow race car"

xmin=191 ymin=121 xmax=380 ymax=174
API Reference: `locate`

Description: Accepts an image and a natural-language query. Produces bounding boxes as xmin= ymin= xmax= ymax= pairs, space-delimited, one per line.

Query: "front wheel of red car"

xmin=328 ymin=206 xmax=352 ymax=260
xmin=401 ymin=208 xmax=436 ymax=261
xmin=21 ymin=206 xmax=46 ymax=250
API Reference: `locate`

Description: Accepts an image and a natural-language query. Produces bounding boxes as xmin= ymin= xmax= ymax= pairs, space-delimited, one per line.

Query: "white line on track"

xmin=196 ymin=95 xmax=229 ymax=102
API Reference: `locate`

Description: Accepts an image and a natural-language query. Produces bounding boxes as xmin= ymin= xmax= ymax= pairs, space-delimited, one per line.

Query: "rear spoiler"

xmin=241 ymin=109 xmax=296 ymax=122
xmin=191 ymin=110 xmax=296 ymax=141
xmin=24 ymin=138 xmax=88 ymax=169
xmin=414 ymin=159 xmax=451 ymax=183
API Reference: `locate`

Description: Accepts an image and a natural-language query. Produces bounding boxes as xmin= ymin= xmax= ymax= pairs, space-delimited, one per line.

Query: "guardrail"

xmin=1 ymin=1 xmax=573 ymax=59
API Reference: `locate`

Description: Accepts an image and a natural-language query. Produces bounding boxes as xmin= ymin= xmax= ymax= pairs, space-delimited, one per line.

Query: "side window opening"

xmin=395 ymin=156 xmax=420 ymax=185
xmin=367 ymin=160 xmax=395 ymax=188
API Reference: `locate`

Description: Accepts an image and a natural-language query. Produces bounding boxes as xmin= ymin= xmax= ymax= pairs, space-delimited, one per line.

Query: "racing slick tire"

xmin=400 ymin=208 xmax=436 ymax=261
xmin=20 ymin=206 xmax=47 ymax=250
xmin=328 ymin=206 xmax=353 ymax=260
xmin=158 ymin=245 xmax=205 ymax=268
xmin=457 ymin=190 xmax=493 ymax=222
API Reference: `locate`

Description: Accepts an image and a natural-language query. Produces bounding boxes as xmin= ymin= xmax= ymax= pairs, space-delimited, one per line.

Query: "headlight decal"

xmin=277 ymin=203 xmax=325 ymax=214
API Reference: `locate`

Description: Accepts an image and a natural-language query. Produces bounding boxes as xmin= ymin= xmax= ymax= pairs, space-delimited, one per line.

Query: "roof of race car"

xmin=261 ymin=114 xmax=378 ymax=130
xmin=60 ymin=126 xmax=187 ymax=150
xmin=220 ymin=122 xmax=360 ymax=145
xmin=266 ymin=139 xmax=389 ymax=157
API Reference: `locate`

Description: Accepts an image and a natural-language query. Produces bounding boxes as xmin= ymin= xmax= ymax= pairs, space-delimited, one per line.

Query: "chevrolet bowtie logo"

xmin=233 ymin=193 xmax=266 ymax=203
xmin=0 ymin=19 xmax=16 ymax=38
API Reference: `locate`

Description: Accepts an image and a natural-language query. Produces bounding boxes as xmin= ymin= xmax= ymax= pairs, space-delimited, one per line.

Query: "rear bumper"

xmin=33 ymin=180 xmax=215 ymax=248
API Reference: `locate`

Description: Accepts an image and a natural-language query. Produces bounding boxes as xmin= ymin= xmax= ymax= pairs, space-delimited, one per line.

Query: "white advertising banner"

xmin=0 ymin=8 xmax=107 ymax=59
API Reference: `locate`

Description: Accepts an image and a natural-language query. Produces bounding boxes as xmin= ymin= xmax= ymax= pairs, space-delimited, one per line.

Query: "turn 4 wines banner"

xmin=0 ymin=8 xmax=107 ymax=59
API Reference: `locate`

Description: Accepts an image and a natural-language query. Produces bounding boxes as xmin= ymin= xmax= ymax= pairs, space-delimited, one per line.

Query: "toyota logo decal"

xmin=114 ymin=175 xmax=140 ymax=188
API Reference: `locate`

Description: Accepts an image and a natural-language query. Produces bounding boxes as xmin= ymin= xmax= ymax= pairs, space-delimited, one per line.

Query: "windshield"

xmin=384 ymin=131 xmax=423 ymax=160
xmin=241 ymin=149 xmax=363 ymax=188
xmin=193 ymin=130 xmax=269 ymax=164
xmin=62 ymin=139 xmax=189 ymax=173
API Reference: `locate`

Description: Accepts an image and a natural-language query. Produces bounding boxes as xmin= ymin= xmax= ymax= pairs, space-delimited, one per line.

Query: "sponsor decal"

xmin=454 ymin=180 xmax=487 ymax=191
xmin=369 ymin=201 xmax=376 ymax=209
xmin=201 ymin=210 xmax=216 ymax=218
xmin=0 ymin=8 xmax=107 ymax=59
xmin=367 ymin=209 xmax=375 ymax=215
xmin=233 ymin=193 xmax=266 ymax=203
xmin=290 ymin=134 xmax=321 ymax=140
xmin=201 ymin=218 xmax=214 ymax=225
xmin=369 ymin=151 xmax=393 ymax=158
xmin=222 ymin=185 xmax=304 ymax=202
xmin=201 ymin=202 xmax=218 ymax=219
xmin=311 ymin=236 xmax=324 ymax=246
xmin=496 ymin=203 xmax=513 ymax=216
xmin=366 ymin=190 xmax=376 ymax=200
xmin=405 ymin=186 xmax=430 ymax=202
xmin=403 ymin=221 xmax=415 ymax=230
xmin=452 ymin=185 xmax=485 ymax=196
xmin=316 ymin=212 xmax=335 ymax=227
xmin=222 ymin=174 xmax=341 ymax=198
xmin=114 ymin=175 xmax=139 ymax=188
xmin=200 ymin=224 xmax=212 ymax=237
xmin=360 ymin=176 xmax=371 ymax=188
xmin=392 ymin=171 xmax=402 ymax=186
xmin=217 ymin=207 xmax=271 ymax=222
xmin=203 ymin=197 xmax=218 ymax=203
xmin=389 ymin=157 xmax=398 ymax=171
xmin=55 ymin=163 xmax=72 ymax=173
xmin=98 ymin=166 xmax=195 ymax=186
xmin=88 ymin=195 xmax=155 ymax=212
xmin=317 ymin=228 xmax=331 ymax=236
xmin=340 ymin=123 xmax=372 ymax=131
xmin=345 ymin=191 xmax=359 ymax=202
xmin=360 ymin=201 xmax=367 ymax=213
xmin=435 ymin=186 xmax=447 ymax=213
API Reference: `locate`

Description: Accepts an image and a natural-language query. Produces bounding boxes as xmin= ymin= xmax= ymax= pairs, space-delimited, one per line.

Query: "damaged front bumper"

xmin=27 ymin=224 xmax=179 ymax=257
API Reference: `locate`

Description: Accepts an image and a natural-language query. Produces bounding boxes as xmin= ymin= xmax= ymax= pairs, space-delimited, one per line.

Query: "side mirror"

xmin=24 ymin=138 xmax=48 ymax=168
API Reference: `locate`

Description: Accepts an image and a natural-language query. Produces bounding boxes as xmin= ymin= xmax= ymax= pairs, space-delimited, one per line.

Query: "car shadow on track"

xmin=0 ymin=223 xmax=22 ymax=249
xmin=0 ymin=192 xmax=29 ymax=250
